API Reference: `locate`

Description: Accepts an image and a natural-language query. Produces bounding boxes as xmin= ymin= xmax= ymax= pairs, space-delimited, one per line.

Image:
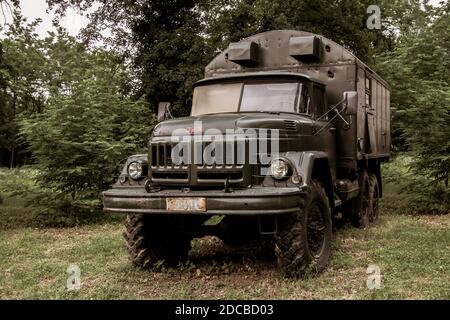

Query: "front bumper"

xmin=102 ymin=186 xmax=304 ymax=216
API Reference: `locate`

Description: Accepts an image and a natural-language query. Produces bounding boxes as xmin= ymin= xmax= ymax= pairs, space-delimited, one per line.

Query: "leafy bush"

xmin=18 ymin=44 xmax=154 ymax=216
xmin=376 ymin=9 xmax=450 ymax=210
xmin=20 ymin=77 xmax=153 ymax=201
xmin=20 ymin=92 xmax=152 ymax=215
xmin=0 ymin=167 xmax=122 ymax=228
xmin=381 ymin=156 xmax=449 ymax=215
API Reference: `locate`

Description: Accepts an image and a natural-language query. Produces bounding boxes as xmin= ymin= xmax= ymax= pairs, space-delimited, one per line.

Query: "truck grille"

xmin=149 ymin=141 xmax=251 ymax=187
xmin=150 ymin=143 xmax=189 ymax=183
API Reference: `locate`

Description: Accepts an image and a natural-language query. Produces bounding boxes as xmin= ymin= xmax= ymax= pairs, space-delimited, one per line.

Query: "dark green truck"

xmin=102 ymin=30 xmax=391 ymax=277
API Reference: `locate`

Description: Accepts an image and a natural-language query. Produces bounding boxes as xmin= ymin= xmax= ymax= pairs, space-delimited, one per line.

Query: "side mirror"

xmin=343 ymin=91 xmax=358 ymax=115
xmin=157 ymin=102 xmax=172 ymax=122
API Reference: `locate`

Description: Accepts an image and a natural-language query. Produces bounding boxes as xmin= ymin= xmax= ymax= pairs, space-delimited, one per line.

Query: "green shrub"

xmin=18 ymin=45 xmax=155 ymax=217
xmin=381 ymin=156 xmax=449 ymax=215
xmin=0 ymin=167 xmax=121 ymax=228
xmin=376 ymin=13 xmax=450 ymax=211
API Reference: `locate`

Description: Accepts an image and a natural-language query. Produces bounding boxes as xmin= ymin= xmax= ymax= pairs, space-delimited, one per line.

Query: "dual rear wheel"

xmin=347 ymin=170 xmax=380 ymax=228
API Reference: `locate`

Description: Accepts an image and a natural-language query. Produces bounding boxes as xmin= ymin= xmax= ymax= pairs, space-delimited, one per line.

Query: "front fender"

xmin=280 ymin=151 xmax=329 ymax=187
xmin=281 ymin=151 xmax=335 ymax=213
xmin=261 ymin=151 xmax=330 ymax=189
xmin=113 ymin=153 xmax=148 ymax=187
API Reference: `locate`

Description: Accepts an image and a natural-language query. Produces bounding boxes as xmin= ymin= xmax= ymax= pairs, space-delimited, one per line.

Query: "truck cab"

xmin=103 ymin=30 xmax=390 ymax=277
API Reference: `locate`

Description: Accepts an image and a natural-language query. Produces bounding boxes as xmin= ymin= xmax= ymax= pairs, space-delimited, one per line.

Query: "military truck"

xmin=102 ymin=30 xmax=390 ymax=277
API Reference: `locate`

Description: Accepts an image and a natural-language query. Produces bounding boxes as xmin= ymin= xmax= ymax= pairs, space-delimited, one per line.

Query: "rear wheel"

xmin=123 ymin=214 xmax=192 ymax=269
xmin=275 ymin=180 xmax=332 ymax=278
xmin=350 ymin=170 xmax=371 ymax=228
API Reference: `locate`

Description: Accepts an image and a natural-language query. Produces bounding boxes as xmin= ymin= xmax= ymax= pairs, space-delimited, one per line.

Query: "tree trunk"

xmin=10 ymin=84 xmax=16 ymax=169
xmin=10 ymin=147 xmax=14 ymax=169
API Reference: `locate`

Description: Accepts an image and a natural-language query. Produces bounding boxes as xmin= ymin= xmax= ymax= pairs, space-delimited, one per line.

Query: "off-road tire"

xmin=275 ymin=179 xmax=332 ymax=278
xmin=123 ymin=214 xmax=192 ymax=269
xmin=368 ymin=174 xmax=380 ymax=222
xmin=350 ymin=170 xmax=371 ymax=228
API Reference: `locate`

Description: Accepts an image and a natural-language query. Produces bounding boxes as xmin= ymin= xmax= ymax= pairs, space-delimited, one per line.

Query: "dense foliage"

xmin=0 ymin=14 xmax=47 ymax=167
xmin=1 ymin=13 xmax=153 ymax=214
xmin=0 ymin=0 xmax=448 ymax=215
xmin=46 ymin=0 xmax=433 ymax=115
xmin=376 ymin=3 xmax=450 ymax=212
xmin=19 ymin=54 xmax=153 ymax=206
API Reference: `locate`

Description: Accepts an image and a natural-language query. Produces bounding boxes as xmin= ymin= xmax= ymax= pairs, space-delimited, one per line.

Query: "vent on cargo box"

xmin=227 ymin=41 xmax=259 ymax=67
xmin=289 ymin=36 xmax=322 ymax=63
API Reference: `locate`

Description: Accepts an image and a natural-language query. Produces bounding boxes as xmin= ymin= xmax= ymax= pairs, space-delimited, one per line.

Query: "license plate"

xmin=166 ymin=198 xmax=206 ymax=212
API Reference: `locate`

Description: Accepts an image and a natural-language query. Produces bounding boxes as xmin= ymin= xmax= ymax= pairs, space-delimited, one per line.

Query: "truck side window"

xmin=298 ymin=85 xmax=310 ymax=114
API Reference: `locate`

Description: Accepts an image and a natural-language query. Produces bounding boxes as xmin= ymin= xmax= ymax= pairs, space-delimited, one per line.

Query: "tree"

xmin=47 ymin=1 xmax=212 ymax=116
xmin=130 ymin=0 xmax=213 ymax=116
xmin=0 ymin=11 xmax=47 ymax=167
xmin=19 ymin=34 xmax=153 ymax=208
xmin=0 ymin=11 xmax=154 ymax=215
xmin=47 ymin=0 xmax=431 ymax=117
xmin=8 ymin=0 xmax=447 ymax=214
xmin=203 ymin=0 xmax=380 ymax=60
xmin=0 ymin=0 xmax=19 ymax=25
xmin=376 ymin=2 xmax=450 ymax=212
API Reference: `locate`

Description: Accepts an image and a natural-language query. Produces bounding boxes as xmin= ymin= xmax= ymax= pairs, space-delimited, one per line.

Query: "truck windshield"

xmin=191 ymin=82 xmax=303 ymax=116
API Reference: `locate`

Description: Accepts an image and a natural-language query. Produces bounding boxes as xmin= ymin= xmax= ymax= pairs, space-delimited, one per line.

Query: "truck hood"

xmin=152 ymin=112 xmax=312 ymax=137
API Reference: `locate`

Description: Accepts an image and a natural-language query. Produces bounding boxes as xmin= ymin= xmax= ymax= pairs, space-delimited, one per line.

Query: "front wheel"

xmin=275 ymin=180 xmax=332 ymax=278
xmin=123 ymin=214 xmax=192 ymax=269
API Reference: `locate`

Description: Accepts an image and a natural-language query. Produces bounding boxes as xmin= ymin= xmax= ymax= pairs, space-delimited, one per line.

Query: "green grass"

xmin=0 ymin=213 xmax=448 ymax=299
xmin=0 ymin=167 xmax=448 ymax=299
xmin=0 ymin=168 xmax=119 ymax=229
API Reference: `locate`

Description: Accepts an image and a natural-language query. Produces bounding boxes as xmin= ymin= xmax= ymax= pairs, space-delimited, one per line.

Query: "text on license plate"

xmin=166 ymin=198 xmax=206 ymax=212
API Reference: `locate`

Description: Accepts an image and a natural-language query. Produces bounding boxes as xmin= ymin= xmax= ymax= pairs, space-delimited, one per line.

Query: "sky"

xmin=2 ymin=0 xmax=91 ymax=37
xmin=1 ymin=0 xmax=447 ymax=38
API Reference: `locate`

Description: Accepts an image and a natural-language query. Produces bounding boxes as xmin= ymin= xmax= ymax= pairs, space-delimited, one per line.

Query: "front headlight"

xmin=128 ymin=161 xmax=143 ymax=180
xmin=270 ymin=158 xmax=290 ymax=180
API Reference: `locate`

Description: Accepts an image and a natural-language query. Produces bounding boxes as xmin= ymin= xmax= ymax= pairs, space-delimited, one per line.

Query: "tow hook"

xmin=144 ymin=179 xmax=160 ymax=193
xmin=223 ymin=176 xmax=232 ymax=193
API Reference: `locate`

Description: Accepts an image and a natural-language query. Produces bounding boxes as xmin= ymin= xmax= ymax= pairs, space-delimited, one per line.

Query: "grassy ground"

xmin=0 ymin=193 xmax=448 ymax=299
xmin=0 ymin=167 xmax=448 ymax=299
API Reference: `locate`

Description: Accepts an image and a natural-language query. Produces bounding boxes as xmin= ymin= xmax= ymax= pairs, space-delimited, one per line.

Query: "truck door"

xmin=312 ymin=84 xmax=336 ymax=178
xmin=365 ymin=73 xmax=377 ymax=154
